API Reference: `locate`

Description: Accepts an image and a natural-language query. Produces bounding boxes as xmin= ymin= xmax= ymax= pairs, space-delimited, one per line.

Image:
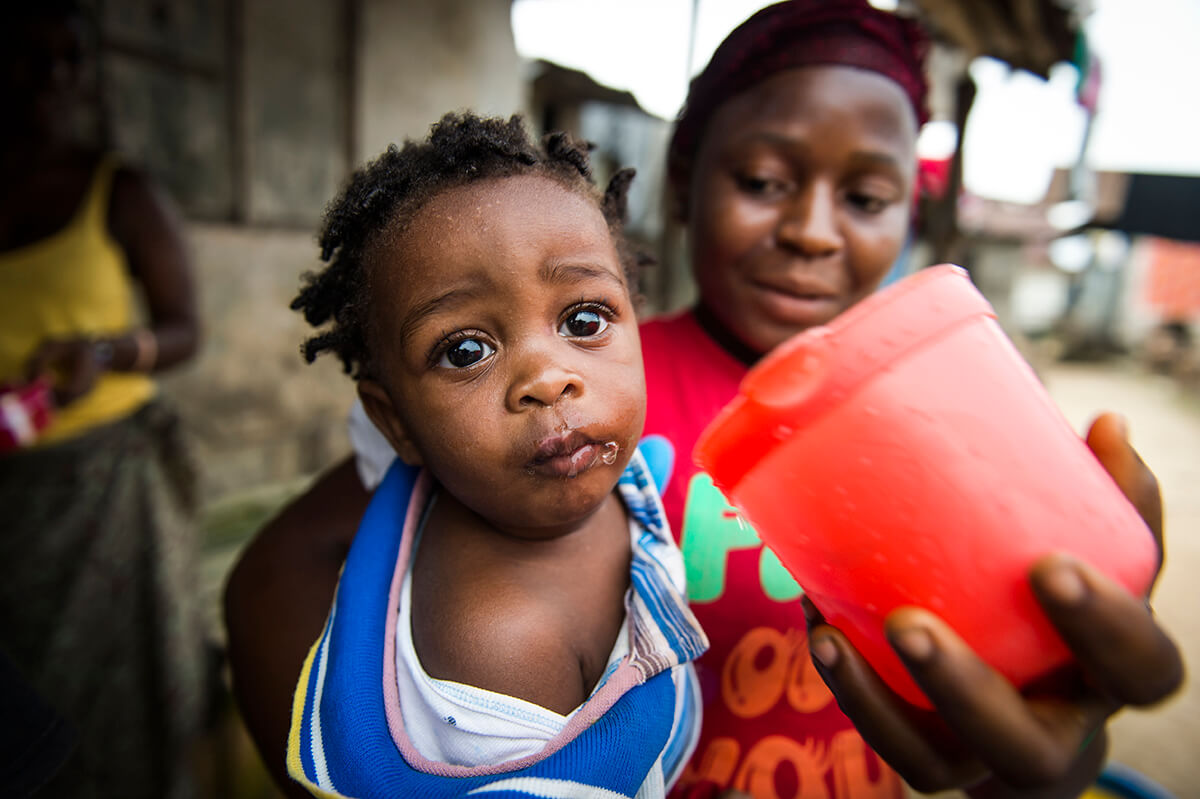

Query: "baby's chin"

xmin=486 ymin=473 xmax=626 ymax=541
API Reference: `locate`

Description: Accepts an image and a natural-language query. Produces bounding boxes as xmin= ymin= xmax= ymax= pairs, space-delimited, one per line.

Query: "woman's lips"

xmin=752 ymin=281 xmax=841 ymax=325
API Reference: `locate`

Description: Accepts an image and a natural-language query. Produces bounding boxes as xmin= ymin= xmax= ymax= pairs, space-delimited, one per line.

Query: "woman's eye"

xmin=437 ymin=338 xmax=494 ymax=368
xmin=737 ymin=174 xmax=783 ymax=195
xmin=559 ymin=308 xmax=609 ymax=338
xmin=848 ymin=192 xmax=889 ymax=213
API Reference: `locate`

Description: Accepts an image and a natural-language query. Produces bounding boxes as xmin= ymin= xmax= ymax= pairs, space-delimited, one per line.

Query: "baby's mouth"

xmin=527 ymin=432 xmax=619 ymax=478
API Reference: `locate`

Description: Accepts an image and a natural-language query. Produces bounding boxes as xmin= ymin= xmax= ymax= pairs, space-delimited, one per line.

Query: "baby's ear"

xmin=357 ymin=380 xmax=423 ymax=466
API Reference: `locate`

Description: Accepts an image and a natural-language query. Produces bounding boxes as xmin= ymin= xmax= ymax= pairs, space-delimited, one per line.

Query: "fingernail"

xmin=800 ymin=595 xmax=820 ymax=626
xmin=1043 ymin=559 xmax=1087 ymax=606
xmin=891 ymin=626 xmax=934 ymax=663
xmin=810 ymin=634 xmax=839 ymax=669
xmin=1115 ymin=414 xmax=1130 ymax=441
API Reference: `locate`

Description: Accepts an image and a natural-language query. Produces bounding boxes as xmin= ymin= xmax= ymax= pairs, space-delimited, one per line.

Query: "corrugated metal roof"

xmin=912 ymin=0 xmax=1088 ymax=76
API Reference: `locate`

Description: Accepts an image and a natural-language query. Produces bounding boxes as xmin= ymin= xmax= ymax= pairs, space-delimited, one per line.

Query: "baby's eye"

xmin=559 ymin=308 xmax=609 ymax=338
xmin=438 ymin=338 xmax=494 ymax=368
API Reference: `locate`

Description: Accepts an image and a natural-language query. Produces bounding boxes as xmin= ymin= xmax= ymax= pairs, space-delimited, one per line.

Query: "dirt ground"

xmin=1043 ymin=360 xmax=1199 ymax=798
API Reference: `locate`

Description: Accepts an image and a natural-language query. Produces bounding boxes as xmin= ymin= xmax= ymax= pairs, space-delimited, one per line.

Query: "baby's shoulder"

xmin=412 ymin=574 xmax=586 ymax=715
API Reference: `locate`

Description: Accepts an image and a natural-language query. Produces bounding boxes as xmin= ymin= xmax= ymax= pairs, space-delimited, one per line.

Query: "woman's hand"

xmin=803 ymin=412 xmax=1184 ymax=796
xmin=25 ymin=336 xmax=105 ymax=406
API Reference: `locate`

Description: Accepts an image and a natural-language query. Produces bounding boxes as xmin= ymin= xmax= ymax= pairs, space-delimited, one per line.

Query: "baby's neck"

xmin=429 ymin=483 xmax=625 ymax=549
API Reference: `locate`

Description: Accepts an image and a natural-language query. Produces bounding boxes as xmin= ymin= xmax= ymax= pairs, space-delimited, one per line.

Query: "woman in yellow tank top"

xmin=0 ymin=4 xmax=207 ymax=798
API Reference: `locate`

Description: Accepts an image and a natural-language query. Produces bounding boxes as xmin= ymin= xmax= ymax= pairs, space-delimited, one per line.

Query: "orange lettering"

xmin=723 ymin=627 xmax=789 ymax=718
xmin=828 ymin=729 xmax=904 ymax=798
xmin=679 ymin=732 xmax=903 ymax=799
xmin=724 ymin=627 xmax=834 ymax=719
xmin=675 ymin=737 xmax=740 ymax=792
xmin=785 ymin=632 xmax=834 ymax=714
xmin=734 ymin=735 xmax=834 ymax=799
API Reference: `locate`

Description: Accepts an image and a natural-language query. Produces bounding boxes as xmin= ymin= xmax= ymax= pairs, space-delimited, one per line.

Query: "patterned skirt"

xmin=0 ymin=400 xmax=207 ymax=799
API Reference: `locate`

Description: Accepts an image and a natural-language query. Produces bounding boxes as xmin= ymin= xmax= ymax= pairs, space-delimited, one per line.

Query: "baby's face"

xmin=362 ymin=175 xmax=645 ymax=539
xmin=685 ymin=65 xmax=918 ymax=355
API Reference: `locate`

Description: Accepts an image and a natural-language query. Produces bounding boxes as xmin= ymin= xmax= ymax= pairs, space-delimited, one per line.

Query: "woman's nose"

xmin=777 ymin=183 xmax=842 ymax=257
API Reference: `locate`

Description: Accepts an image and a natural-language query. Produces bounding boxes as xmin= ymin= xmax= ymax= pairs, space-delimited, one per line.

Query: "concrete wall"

xmin=244 ymin=0 xmax=349 ymax=225
xmin=357 ymin=0 xmax=526 ymax=158
xmin=117 ymin=0 xmax=527 ymax=503
xmin=159 ymin=224 xmax=353 ymax=501
xmin=102 ymin=0 xmax=234 ymax=218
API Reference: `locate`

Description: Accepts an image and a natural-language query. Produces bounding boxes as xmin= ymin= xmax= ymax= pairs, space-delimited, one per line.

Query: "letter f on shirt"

xmin=681 ymin=473 xmax=801 ymax=603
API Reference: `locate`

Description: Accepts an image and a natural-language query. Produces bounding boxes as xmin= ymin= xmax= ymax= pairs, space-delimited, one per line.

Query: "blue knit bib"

xmin=287 ymin=447 xmax=707 ymax=798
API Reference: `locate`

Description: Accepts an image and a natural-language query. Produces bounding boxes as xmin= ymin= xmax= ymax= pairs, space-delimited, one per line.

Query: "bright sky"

xmin=511 ymin=0 xmax=1200 ymax=204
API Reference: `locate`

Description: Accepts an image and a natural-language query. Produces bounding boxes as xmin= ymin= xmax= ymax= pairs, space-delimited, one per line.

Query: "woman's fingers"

xmin=1031 ymin=554 xmax=1184 ymax=706
xmin=24 ymin=340 xmax=64 ymax=381
xmin=802 ymin=598 xmax=984 ymax=791
xmin=28 ymin=339 xmax=99 ymax=405
xmin=802 ymin=594 xmax=1151 ymax=792
xmin=884 ymin=607 xmax=1113 ymax=789
xmin=1085 ymin=412 xmax=1163 ymax=556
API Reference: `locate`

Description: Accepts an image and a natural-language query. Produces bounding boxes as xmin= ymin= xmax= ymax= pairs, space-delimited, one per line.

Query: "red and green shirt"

xmin=641 ymin=309 xmax=903 ymax=799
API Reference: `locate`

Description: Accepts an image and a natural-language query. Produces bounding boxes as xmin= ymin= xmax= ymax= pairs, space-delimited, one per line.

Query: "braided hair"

xmin=292 ymin=112 xmax=639 ymax=379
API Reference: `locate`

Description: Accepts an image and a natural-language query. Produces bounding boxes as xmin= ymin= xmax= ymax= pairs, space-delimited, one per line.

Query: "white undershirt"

xmin=393 ymin=495 xmax=632 ymax=767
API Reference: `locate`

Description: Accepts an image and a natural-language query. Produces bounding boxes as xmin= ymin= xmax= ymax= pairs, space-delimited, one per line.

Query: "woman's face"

xmin=2 ymin=15 xmax=88 ymax=137
xmin=684 ymin=65 xmax=919 ymax=355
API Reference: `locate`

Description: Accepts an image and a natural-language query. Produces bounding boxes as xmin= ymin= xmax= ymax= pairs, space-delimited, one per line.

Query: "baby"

xmin=284 ymin=112 xmax=707 ymax=797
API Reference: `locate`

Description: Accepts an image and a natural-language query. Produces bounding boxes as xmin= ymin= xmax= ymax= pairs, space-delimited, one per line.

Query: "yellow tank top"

xmin=0 ymin=154 xmax=156 ymax=445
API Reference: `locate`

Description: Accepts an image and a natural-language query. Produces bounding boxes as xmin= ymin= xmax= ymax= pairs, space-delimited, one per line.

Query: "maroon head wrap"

xmin=668 ymin=0 xmax=929 ymax=196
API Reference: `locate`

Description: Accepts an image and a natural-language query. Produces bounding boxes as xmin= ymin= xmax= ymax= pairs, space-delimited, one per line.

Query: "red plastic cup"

xmin=694 ymin=265 xmax=1157 ymax=708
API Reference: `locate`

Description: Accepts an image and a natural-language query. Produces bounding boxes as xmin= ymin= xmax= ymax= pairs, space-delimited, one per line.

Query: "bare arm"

xmin=223 ymin=456 xmax=367 ymax=796
xmin=108 ymin=165 xmax=200 ymax=370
